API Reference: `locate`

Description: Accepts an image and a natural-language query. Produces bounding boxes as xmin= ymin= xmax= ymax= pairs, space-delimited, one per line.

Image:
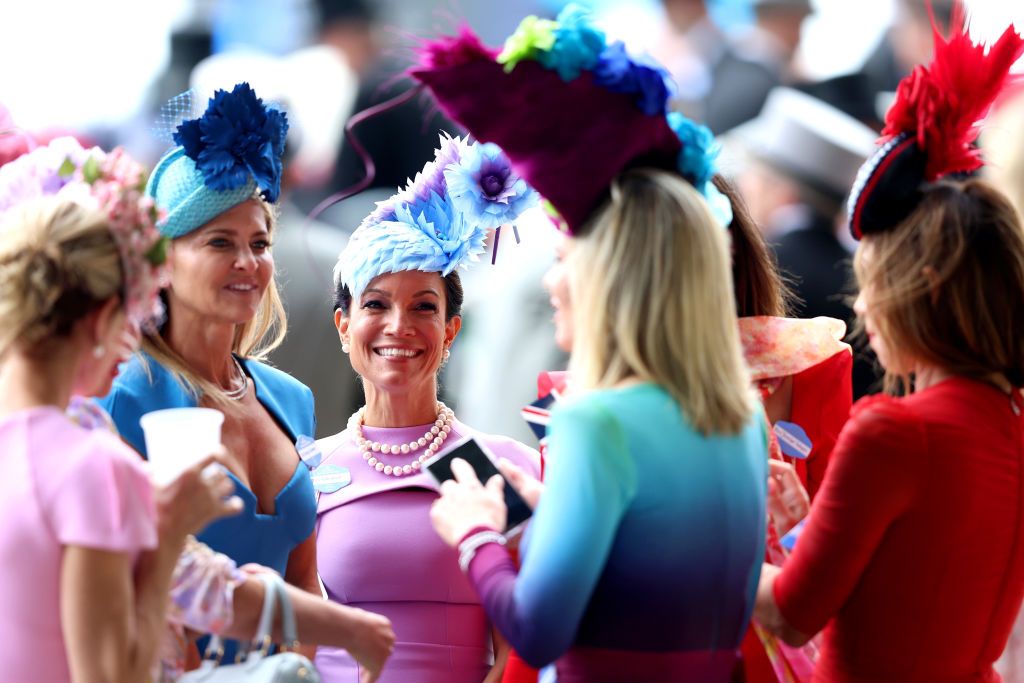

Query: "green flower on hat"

xmin=497 ymin=15 xmax=556 ymax=73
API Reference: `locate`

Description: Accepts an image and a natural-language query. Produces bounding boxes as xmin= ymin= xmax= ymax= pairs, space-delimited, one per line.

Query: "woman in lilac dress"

xmin=312 ymin=136 xmax=541 ymax=682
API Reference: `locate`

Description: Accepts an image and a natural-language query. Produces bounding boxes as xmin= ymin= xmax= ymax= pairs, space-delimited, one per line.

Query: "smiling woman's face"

xmin=166 ymin=199 xmax=273 ymax=326
xmin=336 ymin=270 xmax=461 ymax=395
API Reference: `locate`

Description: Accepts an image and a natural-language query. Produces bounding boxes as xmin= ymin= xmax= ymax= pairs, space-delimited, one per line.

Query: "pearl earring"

xmin=92 ymin=344 xmax=105 ymax=358
xmin=342 ymin=342 xmax=350 ymax=354
xmin=442 ymin=348 xmax=450 ymax=363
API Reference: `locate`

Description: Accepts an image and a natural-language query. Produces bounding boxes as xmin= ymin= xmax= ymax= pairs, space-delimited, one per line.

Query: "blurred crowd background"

xmin=3 ymin=0 xmax=1024 ymax=448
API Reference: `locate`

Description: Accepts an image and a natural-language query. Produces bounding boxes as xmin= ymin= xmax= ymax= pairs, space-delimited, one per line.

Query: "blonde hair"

xmin=854 ymin=179 xmax=1024 ymax=393
xmin=142 ymin=195 xmax=287 ymax=407
xmin=568 ymin=169 xmax=756 ymax=435
xmin=0 ymin=196 xmax=122 ymax=358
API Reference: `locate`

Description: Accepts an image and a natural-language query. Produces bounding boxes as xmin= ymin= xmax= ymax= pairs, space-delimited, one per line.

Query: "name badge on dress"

xmin=296 ymin=434 xmax=323 ymax=469
xmin=311 ymin=464 xmax=352 ymax=494
xmin=773 ymin=421 xmax=812 ymax=459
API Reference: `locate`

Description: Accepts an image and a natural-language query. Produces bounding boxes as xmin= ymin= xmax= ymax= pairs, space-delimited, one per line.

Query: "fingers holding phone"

xmin=497 ymin=457 xmax=543 ymax=509
xmin=431 ymin=457 xmax=508 ymax=546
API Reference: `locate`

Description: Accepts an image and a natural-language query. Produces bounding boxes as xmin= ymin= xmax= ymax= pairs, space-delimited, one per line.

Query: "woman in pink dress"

xmin=0 ymin=140 xmax=241 ymax=682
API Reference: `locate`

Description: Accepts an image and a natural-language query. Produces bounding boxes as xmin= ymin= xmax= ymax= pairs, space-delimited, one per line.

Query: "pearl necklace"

xmin=349 ymin=402 xmax=454 ymax=477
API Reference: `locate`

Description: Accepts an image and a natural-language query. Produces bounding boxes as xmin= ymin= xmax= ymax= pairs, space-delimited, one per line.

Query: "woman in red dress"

xmin=754 ymin=8 xmax=1024 ymax=681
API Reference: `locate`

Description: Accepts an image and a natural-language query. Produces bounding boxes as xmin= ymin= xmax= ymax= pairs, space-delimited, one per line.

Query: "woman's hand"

xmin=346 ymin=608 xmax=396 ymax=683
xmin=767 ymin=459 xmax=810 ymax=536
xmin=498 ymin=457 xmax=544 ymax=509
xmin=430 ymin=458 xmax=508 ymax=547
xmin=155 ymin=449 xmax=243 ymax=541
xmin=754 ymin=563 xmax=812 ymax=646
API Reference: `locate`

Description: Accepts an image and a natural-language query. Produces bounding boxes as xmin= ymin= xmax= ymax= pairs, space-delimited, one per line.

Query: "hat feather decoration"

xmin=848 ymin=2 xmax=1024 ymax=239
xmin=334 ymin=133 xmax=538 ymax=296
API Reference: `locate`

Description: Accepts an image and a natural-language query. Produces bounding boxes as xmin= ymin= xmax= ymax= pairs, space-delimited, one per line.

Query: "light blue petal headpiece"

xmin=334 ymin=133 xmax=538 ymax=295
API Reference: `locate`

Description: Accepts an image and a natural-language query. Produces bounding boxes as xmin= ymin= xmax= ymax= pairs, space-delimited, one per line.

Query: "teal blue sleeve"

xmin=477 ymin=396 xmax=637 ymax=664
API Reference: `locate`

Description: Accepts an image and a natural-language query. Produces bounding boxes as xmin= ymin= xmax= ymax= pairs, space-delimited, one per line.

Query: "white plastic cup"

xmin=139 ymin=407 xmax=225 ymax=485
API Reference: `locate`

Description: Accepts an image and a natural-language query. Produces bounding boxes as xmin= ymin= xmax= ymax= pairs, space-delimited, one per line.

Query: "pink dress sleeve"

xmin=45 ymin=431 xmax=157 ymax=553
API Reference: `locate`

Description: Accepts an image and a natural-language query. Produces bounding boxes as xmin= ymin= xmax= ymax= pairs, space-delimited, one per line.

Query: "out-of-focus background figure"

xmin=723 ymin=86 xmax=880 ymax=396
xmin=2 ymin=0 xmax=1023 ymax=430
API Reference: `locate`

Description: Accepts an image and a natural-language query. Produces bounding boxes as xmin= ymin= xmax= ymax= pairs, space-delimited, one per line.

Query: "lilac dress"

xmin=314 ymin=418 xmax=540 ymax=682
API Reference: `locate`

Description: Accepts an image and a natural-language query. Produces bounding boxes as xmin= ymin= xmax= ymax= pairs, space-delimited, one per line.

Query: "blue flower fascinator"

xmin=334 ymin=134 xmax=538 ymax=296
xmin=146 ymin=83 xmax=289 ymax=238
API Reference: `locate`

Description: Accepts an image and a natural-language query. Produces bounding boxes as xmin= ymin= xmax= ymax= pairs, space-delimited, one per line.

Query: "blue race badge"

xmin=773 ymin=421 xmax=813 ymax=459
xmin=296 ymin=434 xmax=323 ymax=469
xmin=780 ymin=519 xmax=807 ymax=551
xmin=312 ymin=464 xmax=351 ymax=494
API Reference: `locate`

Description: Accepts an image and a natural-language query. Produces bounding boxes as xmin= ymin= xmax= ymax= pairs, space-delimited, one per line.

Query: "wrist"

xmin=458 ymin=527 xmax=506 ymax=573
xmin=458 ymin=525 xmax=500 ymax=546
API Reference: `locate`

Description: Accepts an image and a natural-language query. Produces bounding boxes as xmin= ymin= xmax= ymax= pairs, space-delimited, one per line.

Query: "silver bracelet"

xmin=458 ymin=530 xmax=507 ymax=573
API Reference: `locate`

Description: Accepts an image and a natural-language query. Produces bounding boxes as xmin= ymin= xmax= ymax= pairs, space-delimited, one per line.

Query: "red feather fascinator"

xmin=847 ymin=2 xmax=1024 ymax=239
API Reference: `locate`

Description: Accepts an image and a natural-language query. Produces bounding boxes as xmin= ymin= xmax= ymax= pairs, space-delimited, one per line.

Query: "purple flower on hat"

xmin=667 ymin=111 xmax=718 ymax=188
xmin=537 ymin=3 xmax=606 ymax=81
xmin=173 ymin=82 xmax=288 ymax=203
xmin=444 ymin=142 xmax=537 ymax=229
xmin=404 ymin=133 xmax=466 ymax=205
xmin=594 ymin=41 xmax=675 ymax=116
xmin=0 ymin=136 xmax=95 ymax=210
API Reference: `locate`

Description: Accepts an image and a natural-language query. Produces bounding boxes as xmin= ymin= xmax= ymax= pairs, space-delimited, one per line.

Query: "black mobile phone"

xmin=424 ymin=436 xmax=533 ymax=536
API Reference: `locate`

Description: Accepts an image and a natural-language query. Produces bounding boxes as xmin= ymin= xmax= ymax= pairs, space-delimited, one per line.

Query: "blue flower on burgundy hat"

xmin=594 ymin=41 xmax=675 ymax=116
xmin=667 ymin=111 xmax=718 ymax=188
xmin=444 ymin=142 xmax=537 ymax=230
xmin=537 ymin=3 xmax=606 ymax=81
xmin=173 ymin=82 xmax=288 ymax=203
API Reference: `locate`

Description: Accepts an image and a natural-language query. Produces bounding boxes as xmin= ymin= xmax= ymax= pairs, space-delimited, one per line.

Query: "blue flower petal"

xmin=172 ymin=82 xmax=288 ymax=203
xmin=667 ymin=111 xmax=718 ymax=188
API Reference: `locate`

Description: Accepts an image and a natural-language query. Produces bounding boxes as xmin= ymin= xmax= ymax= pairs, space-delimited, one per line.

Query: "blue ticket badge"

xmin=773 ymin=421 xmax=812 ymax=459
xmin=296 ymin=434 xmax=322 ymax=469
xmin=312 ymin=464 xmax=351 ymax=494
xmin=780 ymin=519 xmax=807 ymax=551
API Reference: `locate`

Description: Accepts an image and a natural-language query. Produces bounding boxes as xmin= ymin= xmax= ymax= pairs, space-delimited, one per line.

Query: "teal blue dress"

xmin=465 ymin=383 xmax=768 ymax=680
xmin=97 ymin=352 xmax=317 ymax=657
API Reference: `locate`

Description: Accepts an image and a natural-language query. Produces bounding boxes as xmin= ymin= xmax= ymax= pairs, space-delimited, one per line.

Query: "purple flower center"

xmin=481 ymin=174 xmax=504 ymax=197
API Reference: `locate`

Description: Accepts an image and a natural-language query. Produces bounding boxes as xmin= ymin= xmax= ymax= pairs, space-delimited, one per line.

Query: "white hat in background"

xmin=726 ymin=86 xmax=878 ymax=200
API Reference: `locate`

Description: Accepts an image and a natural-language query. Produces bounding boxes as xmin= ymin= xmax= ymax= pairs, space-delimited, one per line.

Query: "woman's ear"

xmin=93 ymin=297 xmax=123 ymax=345
xmin=445 ymin=315 xmax=462 ymax=348
xmin=76 ymin=296 xmax=123 ymax=357
xmin=335 ymin=308 xmax=350 ymax=351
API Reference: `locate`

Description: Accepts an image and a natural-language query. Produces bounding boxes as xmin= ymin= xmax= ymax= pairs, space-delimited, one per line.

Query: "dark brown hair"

xmin=854 ymin=178 xmax=1024 ymax=390
xmin=714 ymin=175 xmax=792 ymax=318
xmin=334 ymin=270 xmax=464 ymax=321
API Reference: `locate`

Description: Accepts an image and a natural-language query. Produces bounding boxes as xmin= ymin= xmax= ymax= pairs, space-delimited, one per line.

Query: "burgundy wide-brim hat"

xmin=410 ymin=36 xmax=682 ymax=235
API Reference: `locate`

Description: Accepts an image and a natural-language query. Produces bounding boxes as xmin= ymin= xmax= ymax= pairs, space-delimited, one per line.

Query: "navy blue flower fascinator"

xmin=334 ymin=133 xmax=538 ymax=296
xmin=146 ymin=83 xmax=289 ymax=238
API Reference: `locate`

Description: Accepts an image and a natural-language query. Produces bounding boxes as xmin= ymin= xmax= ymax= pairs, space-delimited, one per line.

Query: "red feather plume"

xmin=882 ymin=1 xmax=1024 ymax=180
